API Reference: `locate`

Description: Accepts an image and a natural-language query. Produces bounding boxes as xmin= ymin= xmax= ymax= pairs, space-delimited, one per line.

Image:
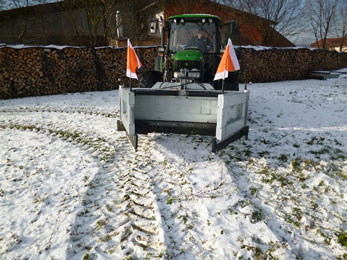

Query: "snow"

xmin=0 ymin=73 xmax=346 ymax=259
xmin=0 ymin=44 xmax=85 ymax=50
xmin=0 ymin=44 xmax=161 ymax=50
xmin=0 ymin=44 xmax=325 ymax=51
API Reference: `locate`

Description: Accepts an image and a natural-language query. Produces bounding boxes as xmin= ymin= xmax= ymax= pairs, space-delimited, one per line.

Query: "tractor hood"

xmin=174 ymin=49 xmax=203 ymax=62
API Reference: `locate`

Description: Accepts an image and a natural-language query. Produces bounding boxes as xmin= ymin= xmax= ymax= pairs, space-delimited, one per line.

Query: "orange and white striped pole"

xmin=126 ymin=39 xmax=142 ymax=91
xmin=213 ymin=38 xmax=240 ymax=93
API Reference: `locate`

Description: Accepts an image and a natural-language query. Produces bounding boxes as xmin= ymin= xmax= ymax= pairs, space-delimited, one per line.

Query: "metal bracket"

xmin=125 ymin=132 xmax=138 ymax=151
xmin=117 ymin=120 xmax=126 ymax=131
xmin=212 ymin=126 xmax=249 ymax=152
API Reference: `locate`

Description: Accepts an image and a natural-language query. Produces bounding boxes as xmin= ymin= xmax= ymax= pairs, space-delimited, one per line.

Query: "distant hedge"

xmin=0 ymin=45 xmax=346 ymax=99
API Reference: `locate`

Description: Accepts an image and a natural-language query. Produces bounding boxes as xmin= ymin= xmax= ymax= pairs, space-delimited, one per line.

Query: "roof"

xmin=0 ymin=0 xmax=274 ymax=25
xmin=215 ymin=2 xmax=276 ymax=25
xmin=311 ymin=38 xmax=347 ymax=48
xmin=0 ymin=1 xmax=67 ymax=20
xmin=168 ymin=14 xmax=220 ymax=21
xmin=0 ymin=0 xmax=155 ymax=21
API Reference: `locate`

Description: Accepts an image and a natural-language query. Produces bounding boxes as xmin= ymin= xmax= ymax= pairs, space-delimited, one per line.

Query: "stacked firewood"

xmin=0 ymin=46 xmax=346 ymax=99
xmin=0 ymin=47 xmax=100 ymax=99
xmin=1 ymin=48 xmax=45 ymax=98
xmin=238 ymin=48 xmax=347 ymax=83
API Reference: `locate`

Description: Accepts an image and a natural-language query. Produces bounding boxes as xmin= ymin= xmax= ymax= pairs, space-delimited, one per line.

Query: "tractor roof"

xmin=168 ymin=14 xmax=220 ymax=21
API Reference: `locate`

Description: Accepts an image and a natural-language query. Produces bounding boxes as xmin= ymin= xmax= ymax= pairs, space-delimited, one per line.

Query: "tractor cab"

xmin=166 ymin=15 xmax=219 ymax=84
xmin=156 ymin=14 xmax=239 ymax=90
xmin=168 ymin=15 xmax=218 ymax=53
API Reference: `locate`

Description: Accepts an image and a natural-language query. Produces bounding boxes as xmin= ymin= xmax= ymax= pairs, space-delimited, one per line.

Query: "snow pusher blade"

xmin=117 ymin=84 xmax=249 ymax=152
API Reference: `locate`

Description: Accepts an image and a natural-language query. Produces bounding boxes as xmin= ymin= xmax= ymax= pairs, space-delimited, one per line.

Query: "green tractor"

xmin=140 ymin=14 xmax=240 ymax=91
xmin=118 ymin=14 xmax=249 ymax=152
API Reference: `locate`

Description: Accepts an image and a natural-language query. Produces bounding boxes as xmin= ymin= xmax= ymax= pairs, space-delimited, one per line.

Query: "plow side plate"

xmin=214 ymin=91 xmax=249 ymax=151
xmin=119 ymin=87 xmax=138 ymax=150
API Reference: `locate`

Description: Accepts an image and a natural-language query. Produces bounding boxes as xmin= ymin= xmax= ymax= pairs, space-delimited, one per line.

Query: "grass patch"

xmin=337 ymin=232 xmax=347 ymax=248
xmin=251 ymin=209 xmax=263 ymax=223
xmin=284 ymin=214 xmax=300 ymax=227
xmin=258 ymin=151 xmax=270 ymax=157
xmin=306 ymin=136 xmax=325 ymax=145
xmin=249 ymin=187 xmax=257 ymax=196
xmin=0 ymin=123 xmax=115 ymax=162
xmin=278 ymin=154 xmax=289 ymax=162
xmin=309 ymin=148 xmax=330 ymax=156
xmin=291 ymin=158 xmax=301 ymax=171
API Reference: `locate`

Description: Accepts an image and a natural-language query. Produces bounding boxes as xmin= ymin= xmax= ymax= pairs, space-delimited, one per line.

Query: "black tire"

xmin=139 ymin=71 xmax=163 ymax=88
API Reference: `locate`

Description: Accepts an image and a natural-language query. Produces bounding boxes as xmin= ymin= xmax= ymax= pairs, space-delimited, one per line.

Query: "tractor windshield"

xmin=169 ymin=22 xmax=217 ymax=53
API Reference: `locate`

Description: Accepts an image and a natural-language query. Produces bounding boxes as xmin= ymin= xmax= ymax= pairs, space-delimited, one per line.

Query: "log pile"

xmin=94 ymin=46 xmax=158 ymax=89
xmin=0 ymin=47 xmax=100 ymax=99
xmin=238 ymin=48 xmax=347 ymax=83
xmin=0 ymin=46 xmax=346 ymax=99
xmin=1 ymin=48 xmax=45 ymax=98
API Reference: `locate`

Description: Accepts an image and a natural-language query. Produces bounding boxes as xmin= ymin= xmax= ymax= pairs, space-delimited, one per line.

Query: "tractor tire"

xmin=139 ymin=71 xmax=163 ymax=88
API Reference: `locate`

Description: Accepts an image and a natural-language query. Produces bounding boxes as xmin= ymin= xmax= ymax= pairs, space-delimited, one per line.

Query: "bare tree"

xmin=7 ymin=0 xmax=31 ymax=43
xmin=63 ymin=0 xmax=119 ymax=46
xmin=114 ymin=0 xmax=161 ymax=45
xmin=334 ymin=4 xmax=347 ymax=51
xmin=225 ymin=0 xmax=306 ymax=44
xmin=307 ymin=0 xmax=339 ymax=49
xmin=3 ymin=0 xmax=58 ymax=44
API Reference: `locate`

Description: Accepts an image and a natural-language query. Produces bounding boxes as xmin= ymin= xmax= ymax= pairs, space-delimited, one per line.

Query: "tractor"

xmin=118 ymin=14 xmax=249 ymax=152
xmin=141 ymin=14 xmax=240 ymax=91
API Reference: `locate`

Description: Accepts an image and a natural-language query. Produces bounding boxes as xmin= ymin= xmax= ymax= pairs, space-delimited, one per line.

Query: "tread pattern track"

xmin=0 ymin=107 xmax=166 ymax=259
xmin=0 ymin=106 xmax=118 ymax=118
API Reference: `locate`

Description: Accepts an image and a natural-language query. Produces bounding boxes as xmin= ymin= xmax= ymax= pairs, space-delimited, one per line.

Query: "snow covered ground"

xmin=0 ymin=72 xmax=346 ymax=260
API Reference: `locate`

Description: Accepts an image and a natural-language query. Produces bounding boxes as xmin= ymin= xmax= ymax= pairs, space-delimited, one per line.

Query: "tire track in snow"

xmin=0 ymin=106 xmax=118 ymax=118
xmin=142 ymin=137 xmax=226 ymax=259
xmin=66 ymin=136 xmax=166 ymax=259
xmin=0 ymin=127 xmax=104 ymax=260
xmin=0 ymin=108 xmax=166 ymax=259
xmin=0 ymin=108 xmax=119 ymax=148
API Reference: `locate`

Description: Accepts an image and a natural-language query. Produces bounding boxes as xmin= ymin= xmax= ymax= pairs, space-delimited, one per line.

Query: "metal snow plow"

xmin=117 ymin=83 xmax=249 ymax=152
xmin=117 ymin=14 xmax=249 ymax=152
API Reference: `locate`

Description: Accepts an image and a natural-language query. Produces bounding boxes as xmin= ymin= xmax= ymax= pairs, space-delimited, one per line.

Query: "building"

xmin=0 ymin=0 xmax=158 ymax=46
xmin=0 ymin=0 xmax=294 ymax=47
xmin=311 ymin=38 xmax=347 ymax=52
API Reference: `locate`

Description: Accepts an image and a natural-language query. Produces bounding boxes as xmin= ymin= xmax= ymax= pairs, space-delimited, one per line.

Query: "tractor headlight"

xmin=202 ymin=18 xmax=206 ymax=23
xmin=188 ymin=71 xmax=200 ymax=78
xmin=174 ymin=71 xmax=183 ymax=78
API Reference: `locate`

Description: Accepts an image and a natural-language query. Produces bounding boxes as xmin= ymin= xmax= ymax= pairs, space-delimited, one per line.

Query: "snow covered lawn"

xmin=0 ymin=72 xmax=346 ymax=259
